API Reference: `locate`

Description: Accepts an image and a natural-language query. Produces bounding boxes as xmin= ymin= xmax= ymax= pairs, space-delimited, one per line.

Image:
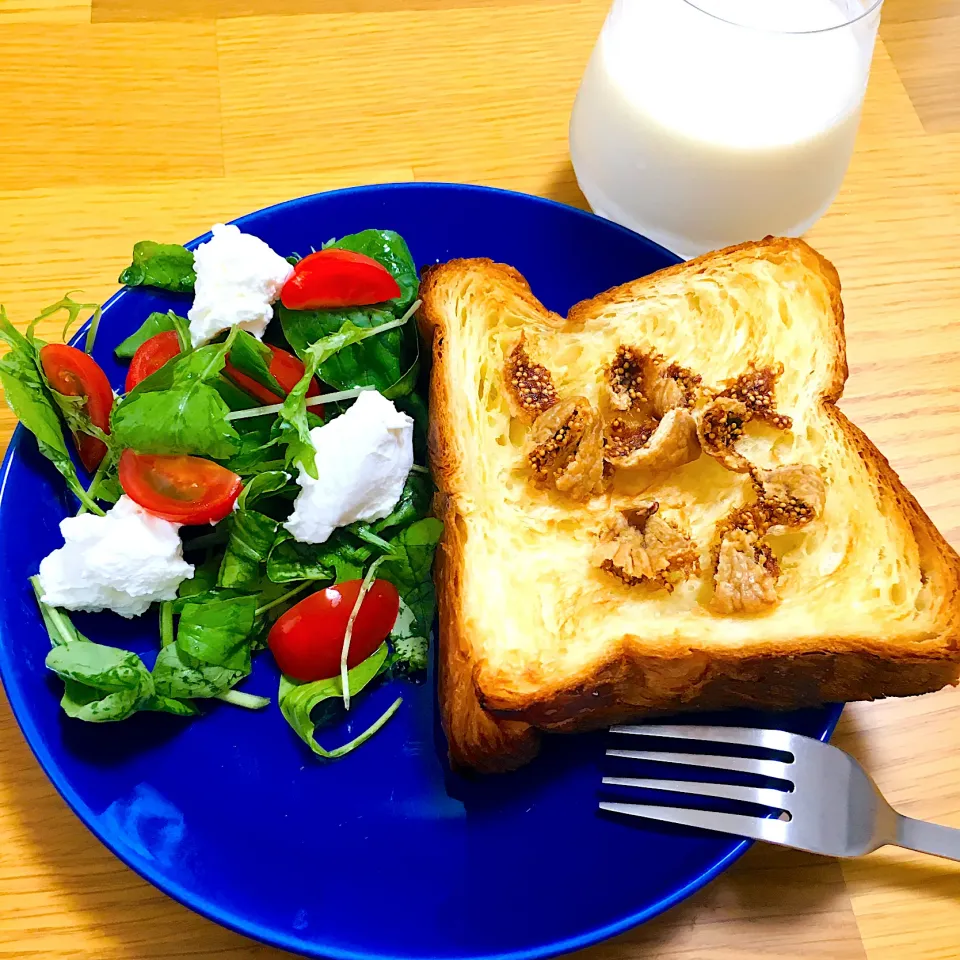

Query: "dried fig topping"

xmin=527 ymin=396 xmax=606 ymax=499
xmin=606 ymin=345 xmax=649 ymax=412
xmin=504 ymin=335 xmax=558 ymax=422
xmin=717 ymin=363 xmax=792 ymax=430
xmin=697 ymin=397 xmax=751 ymax=473
xmin=593 ymin=503 xmax=700 ymax=591
xmin=647 ymin=362 xmax=701 ymax=416
xmin=755 ymin=464 xmax=826 ymax=534
xmin=712 ymin=526 xmax=780 ymax=614
xmin=605 ymin=408 xmax=701 ymax=471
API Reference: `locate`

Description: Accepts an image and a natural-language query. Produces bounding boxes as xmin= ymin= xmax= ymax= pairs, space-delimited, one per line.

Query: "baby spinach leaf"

xmin=382 ymin=355 xmax=419 ymax=401
xmin=0 ymin=309 xmax=102 ymax=513
xmin=267 ymin=530 xmax=372 ymax=584
xmin=278 ymin=642 xmax=400 ymax=759
xmin=214 ymin=375 xmax=262 ymax=412
xmin=30 ymin=576 xmax=89 ymax=645
xmin=46 ymin=643 xmax=157 ymax=723
xmin=33 ymin=582 xmax=197 ymax=720
xmin=114 ymin=311 xmax=183 ymax=358
xmin=111 ymin=337 xmax=240 ymax=458
xmin=279 ymin=305 xmax=406 ymax=395
xmin=176 ymin=594 xmax=258 ymax=672
xmin=371 ymin=472 xmax=433 ymax=534
xmin=226 ymin=330 xmax=285 ymax=398
xmin=176 ymin=552 xmax=222 ymax=597
xmin=379 ymin=518 xmax=443 ymax=641
xmin=330 ymin=230 xmax=419 ymax=313
xmin=386 ymin=598 xmax=429 ymax=678
xmin=152 ymin=643 xmax=247 ymax=700
xmin=119 ymin=241 xmax=196 ymax=294
xmin=275 ymin=315 xmax=409 ymax=477
xmin=395 ymin=391 xmax=429 ymax=463
xmin=218 ymin=509 xmax=278 ymax=590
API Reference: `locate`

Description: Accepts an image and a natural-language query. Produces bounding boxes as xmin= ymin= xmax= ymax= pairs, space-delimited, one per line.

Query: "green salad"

xmin=0 ymin=225 xmax=441 ymax=759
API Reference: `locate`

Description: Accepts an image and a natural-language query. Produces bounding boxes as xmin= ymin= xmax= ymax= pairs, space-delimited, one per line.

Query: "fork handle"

xmin=895 ymin=815 xmax=960 ymax=862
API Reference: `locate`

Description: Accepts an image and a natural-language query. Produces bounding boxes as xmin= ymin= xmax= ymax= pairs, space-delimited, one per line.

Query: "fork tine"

xmin=601 ymin=776 xmax=789 ymax=810
xmin=606 ymin=749 xmax=791 ymax=780
xmin=609 ymin=724 xmax=796 ymax=753
xmin=599 ymin=801 xmax=792 ymax=844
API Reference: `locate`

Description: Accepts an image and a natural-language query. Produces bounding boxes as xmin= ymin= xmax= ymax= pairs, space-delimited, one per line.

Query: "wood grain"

xmin=1 ymin=0 xmax=960 ymax=957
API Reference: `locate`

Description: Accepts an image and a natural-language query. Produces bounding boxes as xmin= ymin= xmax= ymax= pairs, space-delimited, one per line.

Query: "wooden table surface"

xmin=1 ymin=0 xmax=959 ymax=957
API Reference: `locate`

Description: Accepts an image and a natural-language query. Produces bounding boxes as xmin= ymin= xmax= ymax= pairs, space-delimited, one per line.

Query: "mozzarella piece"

xmin=285 ymin=391 xmax=414 ymax=545
xmin=187 ymin=223 xmax=294 ymax=347
xmin=37 ymin=496 xmax=194 ymax=619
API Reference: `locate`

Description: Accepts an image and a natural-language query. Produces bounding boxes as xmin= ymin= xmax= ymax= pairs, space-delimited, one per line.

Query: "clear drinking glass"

xmin=569 ymin=0 xmax=884 ymax=258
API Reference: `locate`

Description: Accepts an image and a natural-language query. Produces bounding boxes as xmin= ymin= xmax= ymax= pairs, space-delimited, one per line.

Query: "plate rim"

xmin=0 ymin=180 xmax=844 ymax=960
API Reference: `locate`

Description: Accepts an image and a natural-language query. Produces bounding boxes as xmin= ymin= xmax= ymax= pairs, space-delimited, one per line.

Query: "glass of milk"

xmin=569 ymin=0 xmax=884 ymax=258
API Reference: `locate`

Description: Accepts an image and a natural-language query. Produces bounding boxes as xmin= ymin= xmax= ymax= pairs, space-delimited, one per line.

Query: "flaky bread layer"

xmin=418 ymin=238 xmax=960 ymax=772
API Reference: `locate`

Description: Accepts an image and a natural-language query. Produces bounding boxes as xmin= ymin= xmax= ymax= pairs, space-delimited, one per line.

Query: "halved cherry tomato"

xmin=268 ymin=579 xmax=400 ymax=682
xmin=39 ymin=344 xmax=114 ymax=473
xmin=222 ymin=344 xmax=322 ymax=405
xmin=125 ymin=330 xmax=182 ymax=393
xmin=118 ymin=450 xmax=242 ymax=524
xmin=280 ymin=249 xmax=401 ymax=310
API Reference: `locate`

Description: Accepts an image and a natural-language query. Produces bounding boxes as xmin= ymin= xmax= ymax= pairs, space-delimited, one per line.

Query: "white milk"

xmin=570 ymin=0 xmax=880 ymax=257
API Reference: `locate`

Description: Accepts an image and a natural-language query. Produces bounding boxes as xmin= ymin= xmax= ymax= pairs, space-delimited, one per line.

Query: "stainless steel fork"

xmin=600 ymin=724 xmax=960 ymax=861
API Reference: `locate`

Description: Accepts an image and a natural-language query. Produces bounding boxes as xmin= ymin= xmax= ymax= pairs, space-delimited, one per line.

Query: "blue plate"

xmin=0 ymin=183 xmax=841 ymax=960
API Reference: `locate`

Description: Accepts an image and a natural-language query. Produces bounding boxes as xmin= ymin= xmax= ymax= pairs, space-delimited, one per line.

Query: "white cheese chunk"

xmin=285 ymin=390 xmax=414 ymax=545
xmin=187 ymin=223 xmax=294 ymax=347
xmin=37 ymin=496 xmax=194 ymax=619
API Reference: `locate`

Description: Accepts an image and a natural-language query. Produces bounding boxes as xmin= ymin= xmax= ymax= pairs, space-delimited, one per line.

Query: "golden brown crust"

xmin=432 ymin=492 xmax=540 ymax=772
xmin=417 ymin=240 xmax=960 ymax=773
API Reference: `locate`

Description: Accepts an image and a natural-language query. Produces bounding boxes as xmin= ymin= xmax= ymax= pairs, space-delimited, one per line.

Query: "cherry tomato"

xmin=125 ymin=330 xmax=182 ymax=393
xmin=280 ymin=249 xmax=401 ymax=310
xmin=223 ymin=344 xmax=322 ymax=405
xmin=268 ymin=579 xmax=400 ymax=682
xmin=118 ymin=450 xmax=242 ymax=524
xmin=39 ymin=344 xmax=114 ymax=473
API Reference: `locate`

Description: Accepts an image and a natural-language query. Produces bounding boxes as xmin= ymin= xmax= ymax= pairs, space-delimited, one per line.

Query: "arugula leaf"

xmin=111 ymin=336 xmax=240 ymax=458
xmin=274 ymin=347 xmax=323 ymax=479
xmin=278 ymin=642 xmax=400 ymax=759
xmin=386 ymin=598 xmax=429 ymax=678
xmin=238 ymin=469 xmax=291 ymax=509
xmin=220 ymin=416 xmax=284 ymax=476
xmin=114 ymin=311 xmax=183 ymax=358
xmin=371 ymin=472 xmax=433 ymax=534
xmin=176 ymin=594 xmax=258 ymax=672
xmin=225 ymin=330 xmax=284 ymax=398
xmin=34 ymin=294 xmax=103 ymax=355
xmin=267 ymin=529 xmax=372 ymax=584
xmin=119 ymin=241 xmax=196 ymax=294
xmin=379 ymin=518 xmax=443 ymax=640
xmin=0 ymin=308 xmax=103 ymax=513
xmin=330 ymin=230 xmax=418 ymax=313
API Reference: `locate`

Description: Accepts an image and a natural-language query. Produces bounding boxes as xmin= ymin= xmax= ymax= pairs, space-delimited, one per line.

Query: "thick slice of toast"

xmin=417 ymin=238 xmax=960 ymax=773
